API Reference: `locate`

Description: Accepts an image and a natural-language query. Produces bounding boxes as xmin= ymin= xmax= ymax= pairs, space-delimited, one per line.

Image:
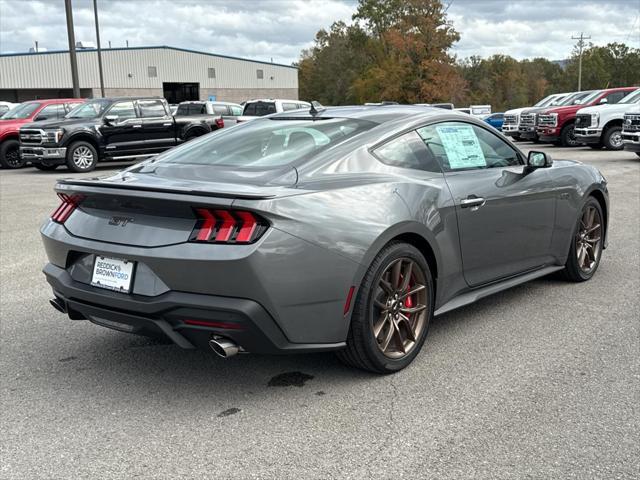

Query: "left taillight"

xmin=215 ymin=118 xmax=224 ymax=129
xmin=189 ymin=208 xmax=268 ymax=244
xmin=51 ymin=193 xmax=85 ymax=224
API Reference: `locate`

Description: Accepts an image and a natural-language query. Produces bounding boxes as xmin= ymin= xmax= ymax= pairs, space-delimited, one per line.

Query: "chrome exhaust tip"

xmin=209 ymin=337 xmax=239 ymax=358
xmin=49 ymin=297 xmax=67 ymax=314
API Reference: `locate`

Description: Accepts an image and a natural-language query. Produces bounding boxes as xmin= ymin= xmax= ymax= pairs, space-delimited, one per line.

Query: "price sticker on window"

xmin=436 ymin=125 xmax=486 ymax=169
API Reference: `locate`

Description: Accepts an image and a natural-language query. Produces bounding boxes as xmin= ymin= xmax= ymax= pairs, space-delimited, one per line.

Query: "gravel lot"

xmin=1 ymin=144 xmax=638 ymax=479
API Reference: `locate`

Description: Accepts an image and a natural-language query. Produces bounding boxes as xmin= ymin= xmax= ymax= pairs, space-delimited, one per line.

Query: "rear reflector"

xmin=215 ymin=118 xmax=224 ymax=129
xmin=51 ymin=193 xmax=85 ymax=223
xmin=190 ymin=208 xmax=268 ymax=244
xmin=343 ymin=286 xmax=356 ymax=316
xmin=183 ymin=319 xmax=243 ymax=330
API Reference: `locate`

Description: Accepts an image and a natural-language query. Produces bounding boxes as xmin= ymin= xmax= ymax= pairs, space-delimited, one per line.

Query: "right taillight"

xmin=190 ymin=208 xmax=268 ymax=244
xmin=51 ymin=193 xmax=85 ymax=223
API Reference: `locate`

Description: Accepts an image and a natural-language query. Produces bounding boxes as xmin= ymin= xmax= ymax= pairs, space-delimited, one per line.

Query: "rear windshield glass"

xmin=66 ymin=100 xmax=110 ymax=118
xmin=243 ymin=102 xmax=277 ymax=116
xmin=176 ymin=103 xmax=205 ymax=115
xmin=154 ymin=117 xmax=377 ymax=169
xmin=1 ymin=102 xmax=40 ymax=119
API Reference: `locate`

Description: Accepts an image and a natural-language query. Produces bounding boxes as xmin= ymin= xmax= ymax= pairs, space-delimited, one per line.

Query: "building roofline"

xmin=0 ymin=45 xmax=298 ymax=70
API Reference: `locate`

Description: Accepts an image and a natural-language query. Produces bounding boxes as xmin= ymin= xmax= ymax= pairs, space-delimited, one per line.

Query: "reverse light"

xmin=51 ymin=193 xmax=85 ymax=223
xmin=190 ymin=208 xmax=268 ymax=244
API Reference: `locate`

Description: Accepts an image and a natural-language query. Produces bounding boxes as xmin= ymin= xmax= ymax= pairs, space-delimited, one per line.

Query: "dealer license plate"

xmin=91 ymin=256 xmax=135 ymax=293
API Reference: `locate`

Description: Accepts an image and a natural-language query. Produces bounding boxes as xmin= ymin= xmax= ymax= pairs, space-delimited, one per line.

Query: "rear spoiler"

xmin=56 ymin=178 xmax=277 ymax=200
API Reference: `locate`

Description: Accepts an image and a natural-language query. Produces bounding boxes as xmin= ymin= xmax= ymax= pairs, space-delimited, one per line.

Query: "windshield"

xmin=153 ymin=117 xmax=377 ymax=169
xmin=66 ymin=100 xmax=110 ymax=119
xmin=558 ymin=91 xmax=595 ymax=106
xmin=618 ymin=89 xmax=640 ymax=104
xmin=534 ymin=95 xmax=556 ymax=107
xmin=572 ymin=90 xmax=602 ymax=106
xmin=1 ymin=102 xmax=40 ymax=119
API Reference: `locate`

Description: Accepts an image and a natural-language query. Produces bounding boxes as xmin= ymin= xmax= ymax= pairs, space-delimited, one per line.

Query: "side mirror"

xmin=599 ymin=98 xmax=608 ymax=104
xmin=526 ymin=150 xmax=552 ymax=170
xmin=104 ymin=115 xmax=118 ymax=125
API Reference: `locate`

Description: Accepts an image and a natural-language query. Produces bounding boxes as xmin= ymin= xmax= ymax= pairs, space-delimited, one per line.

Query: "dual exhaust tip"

xmin=209 ymin=337 xmax=239 ymax=358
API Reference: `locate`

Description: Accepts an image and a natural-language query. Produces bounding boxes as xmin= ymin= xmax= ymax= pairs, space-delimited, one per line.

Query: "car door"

xmin=137 ymin=99 xmax=176 ymax=152
xmin=417 ymin=121 xmax=556 ymax=287
xmin=100 ymin=100 xmax=142 ymax=155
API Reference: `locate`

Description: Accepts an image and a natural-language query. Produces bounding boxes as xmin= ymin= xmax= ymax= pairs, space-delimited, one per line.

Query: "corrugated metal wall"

xmin=0 ymin=47 xmax=298 ymax=90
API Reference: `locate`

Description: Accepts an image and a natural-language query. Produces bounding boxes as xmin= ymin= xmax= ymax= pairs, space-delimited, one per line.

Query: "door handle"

xmin=132 ymin=124 xmax=142 ymax=128
xmin=460 ymin=196 xmax=486 ymax=210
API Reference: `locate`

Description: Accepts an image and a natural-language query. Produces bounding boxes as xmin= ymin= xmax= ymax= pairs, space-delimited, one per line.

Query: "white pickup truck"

xmin=501 ymin=93 xmax=570 ymax=140
xmin=575 ymin=88 xmax=640 ymax=150
xmin=622 ymin=104 xmax=640 ymax=157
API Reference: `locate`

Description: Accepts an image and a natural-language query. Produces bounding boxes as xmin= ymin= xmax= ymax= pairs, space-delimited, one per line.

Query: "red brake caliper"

xmin=405 ymin=277 xmax=414 ymax=309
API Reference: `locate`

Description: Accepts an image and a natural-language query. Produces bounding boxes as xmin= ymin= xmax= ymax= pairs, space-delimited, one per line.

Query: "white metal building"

xmin=0 ymin=45 xmax=299 ymax=104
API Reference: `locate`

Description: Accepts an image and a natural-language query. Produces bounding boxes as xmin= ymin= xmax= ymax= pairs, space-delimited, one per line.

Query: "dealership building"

xmin=0 ymin=45 xmax=299 ymax=104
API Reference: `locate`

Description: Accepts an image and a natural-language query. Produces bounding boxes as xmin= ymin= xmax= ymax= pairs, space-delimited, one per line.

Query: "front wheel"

xmin=561 ymin=197 xmax=604 ymax=282
xmin=602 ymin=126 xmax=623 ymax=150
xmin=66 ymin=141 xmax=98 ymax=172
xmin=560 ymin=123 xmax=580 ymax=147
xmin=0 ymin=139 xmax=26 ymax=169
xmin=337 ymin=242 xmax=434 ymax=373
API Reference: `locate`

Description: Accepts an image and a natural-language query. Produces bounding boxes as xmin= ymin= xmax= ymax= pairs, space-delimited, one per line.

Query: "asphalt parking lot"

xmin=1 ymin=144 xmax=638 ymax=479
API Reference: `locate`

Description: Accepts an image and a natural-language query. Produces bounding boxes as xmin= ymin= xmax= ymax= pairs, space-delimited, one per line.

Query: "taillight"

xmin=190 ymin=208 xmax=268 ymax=244
xmin=51 ymin=193 xmax=85 ymax=223
xmin=216 ymin=118 xmax=224 ymax=129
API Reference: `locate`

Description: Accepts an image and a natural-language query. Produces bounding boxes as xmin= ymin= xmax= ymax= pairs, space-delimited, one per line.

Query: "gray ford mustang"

xmin=41 ymin=105 xmax=608 ymax=373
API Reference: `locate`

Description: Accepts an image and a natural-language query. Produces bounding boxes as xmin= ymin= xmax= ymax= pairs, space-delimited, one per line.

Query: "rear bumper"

xmin=44 ymin=263 xmax=345 ymax=354
xmin=20 ymin=145 xmax=66 ymax=163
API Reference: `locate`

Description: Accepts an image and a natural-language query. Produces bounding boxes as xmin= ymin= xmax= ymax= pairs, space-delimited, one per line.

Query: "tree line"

xmin=298 ymin=0 xmax=640 ymax=112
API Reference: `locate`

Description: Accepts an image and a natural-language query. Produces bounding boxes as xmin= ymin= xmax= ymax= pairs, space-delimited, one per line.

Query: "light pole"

xmin=571 ymin=32 xmax=591 ymax=92
xmin=64 ymin=0 xmax=81 ymax=98
xmin=93 ymin=0 xmax=105 ymax=97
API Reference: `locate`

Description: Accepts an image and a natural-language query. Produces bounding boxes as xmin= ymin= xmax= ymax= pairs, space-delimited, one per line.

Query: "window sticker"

xmin=435 ymin=125 xmax=486 ymax=169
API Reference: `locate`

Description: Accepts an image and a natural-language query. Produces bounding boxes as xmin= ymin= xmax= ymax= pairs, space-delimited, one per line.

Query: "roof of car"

xmin=246 ymin=99 xmax=310 ymax=104
xmin=85 ymin=96 xmax=165 ymax=102
xmin=270 ymin=104 xmax=464 ymax=123
xmin=179 ymin=100 xmax=242 ymax=107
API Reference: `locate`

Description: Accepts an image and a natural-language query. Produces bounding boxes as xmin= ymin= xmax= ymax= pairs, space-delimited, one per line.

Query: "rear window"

xmin=243 ymin=101 xmax=277 ymax=116
xmin=176 ymin=103 xmax=206 ymax=115
xmin=154 ymin=117 xmax=377 ymax=169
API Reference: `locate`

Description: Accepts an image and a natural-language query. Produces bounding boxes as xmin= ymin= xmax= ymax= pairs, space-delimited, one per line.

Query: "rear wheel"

xmin=337 ymin=242 xmax=434 ymax=373
xmin=34 ymin=162 xmax=59 ymax=171
xmin=602 ymin=126 xmax=623 ymax=150
xmin=0 ymin=139 xmax=25 ymax=169
xmin=66 ymin=141 xmax=98 ymax=172
xmin=560 ymin=123 xmax=579 ymax=147
xmin=561 ymin=197 xmax=604 ymax=282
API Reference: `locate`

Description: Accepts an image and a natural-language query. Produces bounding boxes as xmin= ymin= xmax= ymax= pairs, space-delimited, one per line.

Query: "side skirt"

xmin=434 ymin=265 xmax=564 ymax=316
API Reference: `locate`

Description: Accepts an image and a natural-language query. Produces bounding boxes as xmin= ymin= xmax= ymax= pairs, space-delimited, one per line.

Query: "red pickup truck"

xmin=535 ymin=87 xmax=637 ymax=147
xmin=0 ymin=98 xmax=84 ymax=168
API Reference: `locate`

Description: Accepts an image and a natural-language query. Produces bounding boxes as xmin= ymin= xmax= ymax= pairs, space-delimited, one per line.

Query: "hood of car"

xmin=577 ymin=103 xmax=636 ymax=115
xmin=504 ymin=107 xmax=529 ymax=115
xmin=0 ymin=118 xmax=30 ymax=134
xmin=541 ymin=105 xmax=583 ymax=115
xmin=21 ymin=117 xmax=100 ymax=130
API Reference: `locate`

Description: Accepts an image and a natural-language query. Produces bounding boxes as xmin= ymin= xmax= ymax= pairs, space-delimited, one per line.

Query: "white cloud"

xmin=0 ymin=0 xmax=637 ymax=64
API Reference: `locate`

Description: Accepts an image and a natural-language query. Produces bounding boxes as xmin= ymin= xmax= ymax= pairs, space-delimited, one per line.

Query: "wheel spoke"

xmin=586 ymin=207 xmax=595 ymax=229
xmin=373 ymin=313 xmax=389 ymax=338
xmin=400 ymin=261 xmax=413 ymax=291
xmin=379 ymin=279 xmax=393 ymax=295
xmin=400 ymin=304 xmax=427 ymax=314
xmin=391 ymin=259 xmax=402 ymax=290
xmin=390 ymin=318 xmax=406 ymax=354
xmin=397 ymin=313 xmax=416 ymax=342
xmin=379 ymin=321 xmax=395 ymax=352
xmin=585 ymin=236 xmax=601 ymax=244
xmin=578 ymin=245 xmax=587 ymax=267
xmin=586 ymin=224 xmax=600 ymax=234
xmin=399 ymin=284 xmax=425 ymax=300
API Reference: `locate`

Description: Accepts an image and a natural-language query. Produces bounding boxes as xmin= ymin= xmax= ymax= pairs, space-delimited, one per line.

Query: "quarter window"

xmin=230 ymin=105 xmax=243 ymax=116
xmin=282 ymin=102 xmax=298 ymax=111
xmin=108 ymin=101 xmax=137 ymax=120
xmin=373 ymin=131 xmax=441 ymax=172
xmin=138 ymin=99 xmax=166 ymax=118
xmin=417 ymin=122 xmax=521 ymax=171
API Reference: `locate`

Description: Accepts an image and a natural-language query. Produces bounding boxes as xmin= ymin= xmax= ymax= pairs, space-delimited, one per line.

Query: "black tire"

xmin=0 ymin=139 xmax=26 ymax=169
xmin=33 ymin=162 xmax=59 ymax=171
xmin=65 ymin=141 xmax=98 ymax=172
xmin=336 ymin=242 xmax=434 ymax=374
xmin=602 ymin=126 xmax=623 ymax=150
xmin=560 ymin=123 xmax=579 ymax=147
xmin=561 ymin=197 xmax=604 ymax=282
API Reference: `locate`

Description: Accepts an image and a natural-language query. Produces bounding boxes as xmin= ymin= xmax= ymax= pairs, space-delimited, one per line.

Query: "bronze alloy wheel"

xmin=372 ymin=257 xmax=428 ymax=359
xmin=576 ymin=204 xmax=602 ymax=274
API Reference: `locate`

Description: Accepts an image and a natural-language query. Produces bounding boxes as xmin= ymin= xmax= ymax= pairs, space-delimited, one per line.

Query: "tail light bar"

xmin=51 ymin=193 xmax=85 ymax=223
xmin=215 ymin=118 xmax=224 ymax=129
xmin=190 ymin=208 xmax=268 ymax=244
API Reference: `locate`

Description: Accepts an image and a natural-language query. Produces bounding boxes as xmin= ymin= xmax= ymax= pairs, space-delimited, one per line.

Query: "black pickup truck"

xmin=19 ymin=97 xmax=223 ymax=172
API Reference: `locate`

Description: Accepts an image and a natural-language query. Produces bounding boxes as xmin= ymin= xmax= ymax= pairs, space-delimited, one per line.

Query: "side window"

xmin=138 ymin=99 xmax=167 ymax=118
xmin=243 ymin=103 xmax=257 ymax=115
xmin=108 ymin=101 xmax=137 ymax=120
xmin=417 ymin=122 xmax=521 ymax=172
xmin=212 ymin=105 xmax=229 ymax=115
xmin=282 ymin=102 xmax=298 ymax=111
xmin=35 ymin=104 xmax=64 ymax=121
xmin=65 ymin=102 xmax=83 ymax=113
xmin=605 ymin=91 xmax=626 ymax=104
xmin=230 ymin=105 xmax=243 ymax=116
xmin=373 ymin=131 xmax=441 ymax=172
